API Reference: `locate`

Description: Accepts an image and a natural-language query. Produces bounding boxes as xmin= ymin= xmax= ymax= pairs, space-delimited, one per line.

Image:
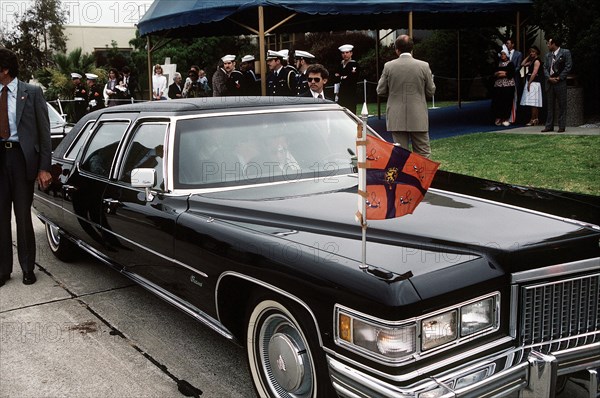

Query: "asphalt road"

xmin=0 ymin=214 xmax=256 ymax=398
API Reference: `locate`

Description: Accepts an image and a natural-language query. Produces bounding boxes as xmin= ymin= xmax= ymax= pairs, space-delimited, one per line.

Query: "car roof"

xmin=91 ymin=96 xmax=337 ymax=115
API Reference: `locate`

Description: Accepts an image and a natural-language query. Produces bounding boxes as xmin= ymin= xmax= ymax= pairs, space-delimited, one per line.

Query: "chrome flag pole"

xmin=356 ymin=79 xmax=369 ymax=269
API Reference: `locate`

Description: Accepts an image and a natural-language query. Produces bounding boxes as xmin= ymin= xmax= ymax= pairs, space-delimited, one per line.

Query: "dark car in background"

xmin=47 ymin=102 xmax=73 ymax=149
xmin=33 ymin=97 xmax=600 ymax=398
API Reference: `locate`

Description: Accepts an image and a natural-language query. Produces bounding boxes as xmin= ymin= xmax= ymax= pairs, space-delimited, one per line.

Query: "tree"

xmin=35 ymin=48 xmax=97 ymax=100
xmin=0 ymin=0 xmax=67 ymax=81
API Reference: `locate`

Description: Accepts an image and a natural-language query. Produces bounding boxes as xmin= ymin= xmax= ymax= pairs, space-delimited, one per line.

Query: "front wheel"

xmin=246 ymin=297 xmax=331 ymax=398
xmin=45 ymin=222 xmax=78 ymax=262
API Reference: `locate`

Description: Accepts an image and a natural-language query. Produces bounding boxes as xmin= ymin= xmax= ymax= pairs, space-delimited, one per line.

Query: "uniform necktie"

xmin=550 ymin=53 xmax=556 ymax=75
xmin=0 ymin=86 xmax=9 ymax=140
xmin=317 ymin=93 xmax=323 ymax=99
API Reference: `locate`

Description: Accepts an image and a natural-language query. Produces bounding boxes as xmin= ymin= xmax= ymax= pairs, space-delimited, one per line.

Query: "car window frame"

xmin=78 ymin=119 xmax=132 ymax=180
xmin=114 ymin=118 xmax=171 ymax=192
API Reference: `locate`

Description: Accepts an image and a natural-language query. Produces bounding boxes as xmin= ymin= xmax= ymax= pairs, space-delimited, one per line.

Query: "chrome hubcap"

xmin=46 ymin=223 xmax=61 ymax=250
xmin=259 ymin=313 xmax=314 ymax=397
xmin=268 ymin=333 xmax=305 ymax=392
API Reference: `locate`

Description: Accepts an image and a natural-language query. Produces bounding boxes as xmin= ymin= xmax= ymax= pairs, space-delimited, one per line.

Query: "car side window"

xmin=80 ymin=122 xmax=129 ymax=178
xmin=119 ymin=123 xmax=168 ymax=190
xmin=64 ymin=121 xmax=95 ymax=160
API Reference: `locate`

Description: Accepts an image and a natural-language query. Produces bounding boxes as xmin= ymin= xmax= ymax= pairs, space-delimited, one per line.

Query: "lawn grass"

xmin=430 ymin=133 xmax=600 ymax=196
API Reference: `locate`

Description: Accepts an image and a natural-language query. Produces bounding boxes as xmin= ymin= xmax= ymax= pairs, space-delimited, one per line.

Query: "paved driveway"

xmin=0 ymin=215 xmax=255 ymax=398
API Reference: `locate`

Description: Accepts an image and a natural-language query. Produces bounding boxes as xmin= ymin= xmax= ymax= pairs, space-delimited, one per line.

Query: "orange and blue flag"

xmin=363 ymin=135 xmax=440 ymax=220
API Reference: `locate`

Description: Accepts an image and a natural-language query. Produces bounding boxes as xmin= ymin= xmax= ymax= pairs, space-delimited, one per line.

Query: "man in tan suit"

xmin=376 ymin=35 xmax=435 ymax=158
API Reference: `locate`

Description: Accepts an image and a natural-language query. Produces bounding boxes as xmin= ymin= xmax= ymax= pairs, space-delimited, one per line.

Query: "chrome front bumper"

xmin=327 ymin=341 xmax=600 ymax=398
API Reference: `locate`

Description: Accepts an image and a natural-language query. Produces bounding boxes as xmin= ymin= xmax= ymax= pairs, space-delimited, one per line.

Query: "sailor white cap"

xmin=85 ymin=73 xmax=98 ymax=80
xmin=294 ymin=50 xmax=315 ymax=59
xmin=338 ymin=44 xmax=354 ymax=52
xmin=279 ymin=49 xmax=289 ymax=61
xmin=241 ymin=55 xmax=255 ymax=63
xmin=266 ymin=50 xmax=284 ymax=60
xmin=221 ymin=54 xmax=236 ymax=62
xmin=71 ymin=72 xmax=82 ymax=79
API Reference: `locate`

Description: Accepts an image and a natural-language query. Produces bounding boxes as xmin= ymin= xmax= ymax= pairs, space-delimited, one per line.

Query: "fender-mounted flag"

xmin=361 ymin=135 xmax=440 ymax=220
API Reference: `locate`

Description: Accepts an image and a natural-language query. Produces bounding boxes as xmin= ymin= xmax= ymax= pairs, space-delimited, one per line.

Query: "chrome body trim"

xmin=323 ymin=337 xmax=515 ymax=382
xmin=215 ymin=271 xmax=324 ymax=347
xmin=327 ymin=339 xmax=600 ymax=398
xmin=37 ymin=210 xmax=234 ymax=341
xmin=122 ymin=270 xmax=234 ymax=340
xmin=511 ymin=257 xmax=600 ymax=283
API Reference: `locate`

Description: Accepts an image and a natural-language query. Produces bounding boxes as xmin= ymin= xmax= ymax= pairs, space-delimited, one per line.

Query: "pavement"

xmin=368 ymin=99 xmax=600 ymax=139
xmin=1 ymin=216 xmax=255 ymax=398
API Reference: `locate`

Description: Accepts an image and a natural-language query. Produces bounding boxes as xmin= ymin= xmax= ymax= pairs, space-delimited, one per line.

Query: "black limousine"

xmin=33 ymin=97 xmax=600 ymax=398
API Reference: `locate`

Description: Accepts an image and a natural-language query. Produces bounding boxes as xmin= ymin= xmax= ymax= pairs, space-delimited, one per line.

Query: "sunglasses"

xmin=307 ymin=77 xmax=321 ymax=82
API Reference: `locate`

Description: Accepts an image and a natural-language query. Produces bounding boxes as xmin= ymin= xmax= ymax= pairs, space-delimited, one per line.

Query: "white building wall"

xmin=64 ymin=25 xmax=137 ymax=54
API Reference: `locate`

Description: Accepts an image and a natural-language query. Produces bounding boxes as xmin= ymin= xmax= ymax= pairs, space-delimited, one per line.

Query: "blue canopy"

xmin=138 ymin=0 xmax=533 ymax=37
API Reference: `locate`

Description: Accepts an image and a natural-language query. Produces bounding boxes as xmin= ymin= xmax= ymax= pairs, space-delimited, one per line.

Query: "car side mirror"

xmin=131 ymin=168 xmax=155 ymax=202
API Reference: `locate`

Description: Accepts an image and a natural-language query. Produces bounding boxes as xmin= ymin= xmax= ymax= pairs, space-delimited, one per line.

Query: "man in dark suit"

xmin=541 ymin=36 xmax=573 ymax=133
xmin=0 ymin=47 xmax=52 ymax=287
xmin=300 ymin=64 xmax=331 ymax=100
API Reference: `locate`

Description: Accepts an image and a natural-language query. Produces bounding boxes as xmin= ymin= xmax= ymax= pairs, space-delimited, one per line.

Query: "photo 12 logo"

xmin=2 ymin=0 xmax=152 ymax=26
xmin=62 ymin=1 xmax=152 ymax=26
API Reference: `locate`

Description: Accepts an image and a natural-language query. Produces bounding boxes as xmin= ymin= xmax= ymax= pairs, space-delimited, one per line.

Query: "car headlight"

xmin=421 ymin=311 xmax=457 ymax=350
xmin=337 ymin=312 xmax=416 ymax=361
xmin=421 ymin=295 xmax=498 ymax=351
xmin=460 ymin=297 xmax=495 ymax=336
xmin=335 ymin=293 xmax=499 ymax=362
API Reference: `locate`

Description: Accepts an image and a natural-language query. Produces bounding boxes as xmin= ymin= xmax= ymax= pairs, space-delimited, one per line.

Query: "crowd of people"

xmin=70 ymin=66 xmax=136 ymax=122
xmin=492 ymin=36 xmax=573 ymax=132
xmin=149 ymin=45 xmax=361 ymax=114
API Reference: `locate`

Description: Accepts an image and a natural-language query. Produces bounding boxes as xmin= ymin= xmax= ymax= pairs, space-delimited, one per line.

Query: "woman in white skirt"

xmin=520 ymin=46 xmax=543 ymax=126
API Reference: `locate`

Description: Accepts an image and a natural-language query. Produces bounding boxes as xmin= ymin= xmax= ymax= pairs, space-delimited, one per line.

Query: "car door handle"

xmin=62 ymin=185 xmax=78 ymax=201
xmin=102 ymin=198 xmax=121 ymax=214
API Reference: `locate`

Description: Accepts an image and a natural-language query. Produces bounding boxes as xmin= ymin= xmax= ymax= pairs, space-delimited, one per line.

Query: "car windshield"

xmin=174 ymin=109 xmax=360 ymax=188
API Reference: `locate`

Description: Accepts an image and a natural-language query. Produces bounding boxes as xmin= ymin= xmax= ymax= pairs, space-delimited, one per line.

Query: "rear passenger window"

xmin=80 ymin=122 xmax=129 ymax=178
xmin=120 ymin=123 xmax=168 ymax=190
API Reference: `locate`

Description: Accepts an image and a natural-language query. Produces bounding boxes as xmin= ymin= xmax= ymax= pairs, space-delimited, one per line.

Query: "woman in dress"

xmin=520 ymin=46 xmax=543 ymax=126
xmin=152 ymin=64 xmax=167 ymax=100
xmin=103 ymin=68 xmax=120 ymax=107
xmin=491 ymin=51 xmax=516 ymax=127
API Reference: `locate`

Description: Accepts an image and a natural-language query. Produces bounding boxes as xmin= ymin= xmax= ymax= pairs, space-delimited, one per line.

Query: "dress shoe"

xmin=557 ymin=128 xmax=566 ymax=133
xmin=0 ymin=274 xmax=10 ymax=287
xmin=540 ymin=128 xmax=554 ymax=132
xmin=22 ymin=271 xmax=36 ymax=285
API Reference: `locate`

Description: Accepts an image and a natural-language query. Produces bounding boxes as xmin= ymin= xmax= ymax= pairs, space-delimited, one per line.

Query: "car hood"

xmin=189 ymin=176 xmax=599 ymax=297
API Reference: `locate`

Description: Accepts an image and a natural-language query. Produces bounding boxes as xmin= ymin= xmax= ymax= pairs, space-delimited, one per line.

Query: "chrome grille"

xmin=520 ymin=273 xmax=600 ymax=349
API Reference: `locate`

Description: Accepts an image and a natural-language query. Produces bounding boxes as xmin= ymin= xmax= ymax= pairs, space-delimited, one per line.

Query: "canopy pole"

xmin=457 ymin=30 xmax=461 ymax=108
xmin=456 ymin=29 xmax=462 ymax=109
xmin=258 ymin=6 xmax=266 ymax=96
xmin=147 ymin=35 xmax=152 ymax=101
xmin=516 ymin=11 xmax=521 ymax=50
xmin=408 ymin=12 xmax=413 ymax=37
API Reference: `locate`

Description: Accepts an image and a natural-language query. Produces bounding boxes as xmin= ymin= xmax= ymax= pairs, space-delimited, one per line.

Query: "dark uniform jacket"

xmin=225 ymin=70 xmax=246 ymax=96
xmin=335 ymin=59 xmax=360 ymax=112
xmin=87 ymin=83 xmax=105 ymax=112
xmin=266 ymin=67 xmax=295 ymax=96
